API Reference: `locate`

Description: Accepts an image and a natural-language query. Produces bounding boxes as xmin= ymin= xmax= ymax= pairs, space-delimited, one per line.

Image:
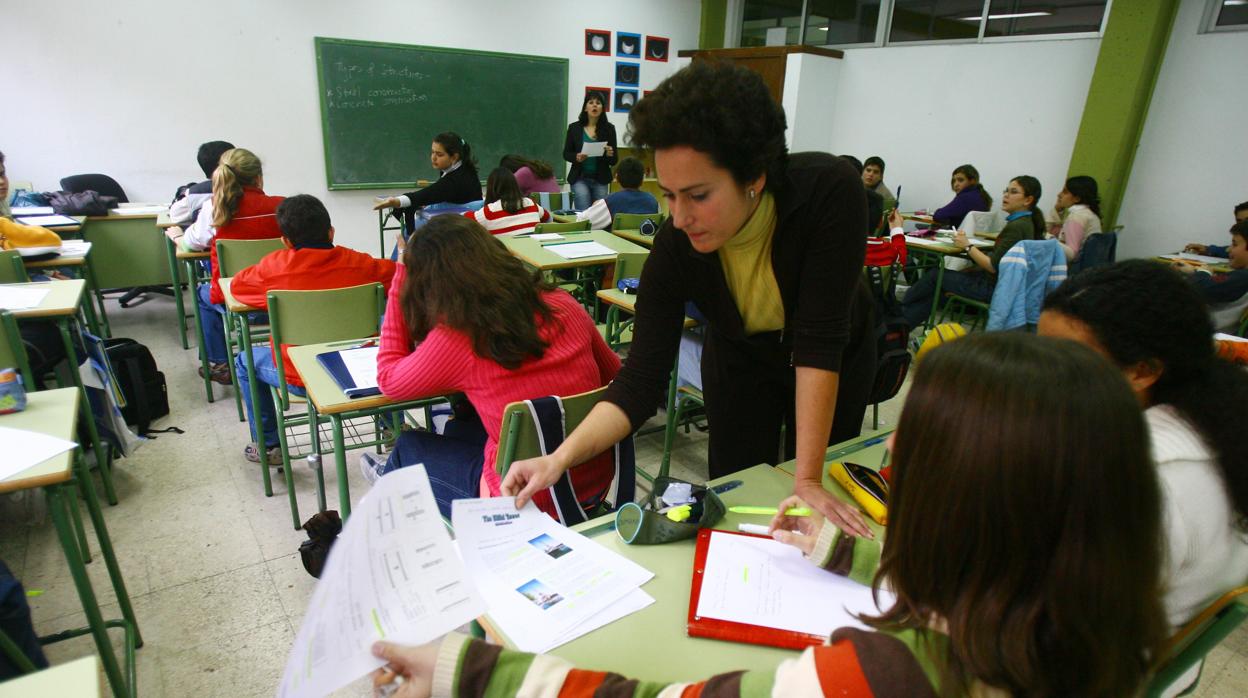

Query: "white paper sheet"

xmin=530 ymin=233 xmax=564 ymax=241
xmin=58 ymin=240 xmax=92 ymax=256
xmin=1215 ymin=333 xmax=1248 ymax=344
xmin=15 ymin=215 xmax=80 ymax=227
xmin=0 ymin=426 xmax=77 ymax=482
xmin=548 ymin=588 xmax=654 ymax=650
xmin=337 ymin=345 xmax=380 ymax=391
xmin=1160 ymin=252 xmax=1227 ymax=265
xmin=695 ymin=532 xmax=893 ymax=638
xmin=278 ymin=465 xmax=485 ymax=698
xmin=10 ymin=206 xmax=54 ymax=216
xmin=109 ymin=205 xmax=167 ymax=216
xmin=452 ymin=498 xmax=654 ymax=652
xmin=579 ymin=141 xmax=607 ymax=157
xmin=0 ymin=287 xmax=49 ymax=310
xmin=544 ymin=241 xmax=616 ymax=260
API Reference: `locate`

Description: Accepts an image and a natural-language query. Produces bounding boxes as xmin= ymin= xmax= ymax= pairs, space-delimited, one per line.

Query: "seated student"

xmin=861 ymin=155 xmax=895 ymax=209
xmin=1050 ymin=175 xmax=1103 ymax=260
xmin=901 ymin=175 xmax=1045 ymax=328
xmin=573 ymin=157 xmax=659 ymax=230
xmin=228 ymin=194 xmax=396 ymax=465
xmin=168 ymin=140 xmax=234 ymax=226
xmin=372 ymin=215 xmax=621 ymax=519
xmin=464 ymin=168 xmax=550 ymax=237
xmin=932 ymin=164 xmax=992 ymax=228
xmin=499 ymin=154 xmax=560 ymax=194
xmin=166 ymin=148 xmax=284 ymax=385
xmin=842 ymin=155 xmax=884 ymax=234
xmin=370 ymin=333 xmax=1167 ymax=697
xmin=1040 ymin=260 xmax=1248 ymax=628
xmin=1173 ymin=220 xmax=1248 ymax=332
xmin=371 ymin=132 xmax=482 ymax=214
xmin=1185 ymin=201 xmax=1248 ymax=257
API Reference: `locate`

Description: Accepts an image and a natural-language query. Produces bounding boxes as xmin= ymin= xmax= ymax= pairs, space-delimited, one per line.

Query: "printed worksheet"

xmin=337 ymin=345 xmax=379 ymax=390
xmin=452 ymin=498 xmax=653 ymax=652
xmin=544 ymin=241 xmax=615 ymax=260
xmin=695 ymin=532 xmax=893 ymax=638
xmin=278 ymin=465 xmax=484 ymax=698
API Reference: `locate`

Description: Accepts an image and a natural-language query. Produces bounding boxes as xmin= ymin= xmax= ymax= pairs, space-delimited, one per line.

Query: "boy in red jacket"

xmin=231 ymin=195 xmax=397 ymax=465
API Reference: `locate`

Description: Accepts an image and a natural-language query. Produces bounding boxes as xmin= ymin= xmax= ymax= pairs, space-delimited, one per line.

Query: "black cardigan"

xmin=398 ymin=163 xmax=482 ymax=209
xmin=562 ymin=121 xmax=618 ymax=185
xmin=603 ymin=152 xmax=872 ymax=430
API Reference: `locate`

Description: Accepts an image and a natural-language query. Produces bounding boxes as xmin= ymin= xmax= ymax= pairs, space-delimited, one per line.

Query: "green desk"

xmin=904 ymin=235 xmax=994 ymax=330
xmin=0 ymin=389 xmax=142 ymax=698
xmin=218 ymin=277 xmax=273 ymax=483
xmin=22 ymin=240 xmax=107 ymax=338
xmin=287 ymin=341 xmax=446 ymax=523
xmin=501 ymin=230 xmax=648 ymax=271
xmin=496 ymin=438 xmax=888 ymax=683
xmin=156 ymin=211 xmax=205 ymax=350
xmin=611 ymin=228 xmax=654 ymax=249
xmin=78 ymin=209 xmax=171 ymax=292
xmin=5 ymin=280 xmax=116 ymax=504
xmin=0 ymin=655 xmax=99 ymax=697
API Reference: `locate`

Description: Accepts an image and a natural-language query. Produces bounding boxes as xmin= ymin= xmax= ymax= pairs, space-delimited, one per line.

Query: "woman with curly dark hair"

xmin=563 ymin=91 xmax=617 ymax=210
xmin=505 ymin=61 xmax=877 ymax=537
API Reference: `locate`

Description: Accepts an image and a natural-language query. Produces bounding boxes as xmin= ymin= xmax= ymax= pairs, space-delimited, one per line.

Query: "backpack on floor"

xmin=104 ymin=338 xmax=175 ymax=436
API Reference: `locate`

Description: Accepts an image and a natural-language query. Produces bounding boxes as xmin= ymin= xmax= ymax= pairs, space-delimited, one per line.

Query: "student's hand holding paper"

xmin=768 ymin=495 xmax=824 ymax=556
xmin=370 ymin=640 xmax=437 ymax=698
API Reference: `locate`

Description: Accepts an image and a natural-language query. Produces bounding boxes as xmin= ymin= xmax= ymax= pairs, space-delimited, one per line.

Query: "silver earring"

xmin=748 ymin=189 xmax=756 ymax=200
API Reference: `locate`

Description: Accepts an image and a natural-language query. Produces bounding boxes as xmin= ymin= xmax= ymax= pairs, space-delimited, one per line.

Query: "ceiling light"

xmin=958 ymin=11 xmax=1054 ymax=21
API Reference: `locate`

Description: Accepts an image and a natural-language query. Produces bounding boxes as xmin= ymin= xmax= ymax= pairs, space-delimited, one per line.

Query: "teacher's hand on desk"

xmin=371 ymin=639 xmax=436 ymax=698
xmin=794 ymin=478 xmax=874 ymax=539
xmin=373 ymin=197 xmax=401 ymax=211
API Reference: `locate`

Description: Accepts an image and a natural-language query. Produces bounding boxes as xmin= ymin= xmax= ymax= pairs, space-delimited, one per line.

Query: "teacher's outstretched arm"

xmin=502 ymin=401 xmax=633 ymax=509
xmin=791 ymin=366 xmax=873 ymax=539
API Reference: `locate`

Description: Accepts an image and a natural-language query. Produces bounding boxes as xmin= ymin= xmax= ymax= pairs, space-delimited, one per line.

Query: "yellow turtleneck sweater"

xmin=718 ymin=191 xmax=783 ymax=335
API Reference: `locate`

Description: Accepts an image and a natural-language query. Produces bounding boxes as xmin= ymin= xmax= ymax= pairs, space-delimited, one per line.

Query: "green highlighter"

xmin=728 ymin=505 xmax=812 ymax=516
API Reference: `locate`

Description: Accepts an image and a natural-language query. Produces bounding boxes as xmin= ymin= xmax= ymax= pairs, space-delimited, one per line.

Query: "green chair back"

xmin=529 ymin=191 xmax=572 ymax=211
xmin=1146 ymin=587 xmax=1248 ymax=697
xmin=612 ymin=212 xmax=665 ymax=232
xmin=215 ymin=237 xmax=286 ymax=277
xmin=534 ymin=220 xmax=590 ymax=235
xmin=495 ymin=386 xmax=605 ymax=477
xmin=613 ymin=251 xmax=648 ymax=282
xmin=267 ymin=283 xmax=386 ymax=402
xmin=0 ymin=310 xmax=35 ymax=387
xmin=0 ymin=250 xmax=30 ymax=283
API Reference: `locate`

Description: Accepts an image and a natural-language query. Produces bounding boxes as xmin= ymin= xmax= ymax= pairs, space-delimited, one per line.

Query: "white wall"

xmin=1116 ymin=2 xmax=1248 ymax=259
xmin=782 ymin=53 xmax=842 ymax=153
xmin=0 ymin=0 xmax=700 ymax=253
xmin=824 ymin=39 xmax=1101 ymax=216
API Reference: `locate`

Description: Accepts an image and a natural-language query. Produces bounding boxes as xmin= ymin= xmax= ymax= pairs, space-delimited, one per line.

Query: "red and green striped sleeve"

xmin=805 ymin=521 xmax=883 ymax=587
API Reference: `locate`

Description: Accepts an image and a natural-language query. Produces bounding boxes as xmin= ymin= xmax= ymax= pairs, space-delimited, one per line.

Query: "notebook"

xmin=315 ymin=345 xmax=381 ymax=398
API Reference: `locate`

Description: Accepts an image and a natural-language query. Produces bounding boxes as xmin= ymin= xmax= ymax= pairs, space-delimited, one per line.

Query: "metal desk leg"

xmin=604 ymin=305 xmax=620 ymax=350
xmin=228 ymin=310 xmax=246 ymax=422
xmin=333 ymin=416 xmax=352 ymax=519
xmin=72 ymin=449 xmax=142 ymax=649
xmin=924 ymin=262 xmax=948 ymax=332
xmin=270 ymin=384 xmax=301 ymax=529
xmin=74 ymin=271 xmax=103 ymax=339
xmin=58 ymin=318 xmax=117 ymax=505
xmin=309 ymin=402 xmax=327 ymax=515
xmin=657 ymin=357 xmax=681 ymax=481
xmin=165 ymin=237 xmax=189 ymax=349
xmin=83 ymin=256 xmax=110 ymax=339
xmin=190 ymin=273 xmax=214 ymax=402
xmin=240 ymin=320 xmax=272 ymax=497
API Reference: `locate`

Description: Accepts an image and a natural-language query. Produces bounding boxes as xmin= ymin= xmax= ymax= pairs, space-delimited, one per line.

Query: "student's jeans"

xmin=900 ymin=269 xmax=996 ymax=328
xmin=571 ymin=179 xmax=609 ymax=211
xmin=381 ymin=417 xmax=487 ymax=519
xmin=235 ymin=346 xmax=306 ymax=447
xmin=196 ymin=283 xmax=229 ymax=364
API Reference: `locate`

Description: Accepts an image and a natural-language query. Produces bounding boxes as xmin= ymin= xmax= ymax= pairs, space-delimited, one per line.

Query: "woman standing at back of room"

xmin=372 ymin=132 xmax=482 ymax=213
xmin=499 ymin=154 xmax=560 ymax=194
xmin=563 ymin=91 xmax=617 ymax=210
xmin=932 ymin=163 xmax=991 ymax=228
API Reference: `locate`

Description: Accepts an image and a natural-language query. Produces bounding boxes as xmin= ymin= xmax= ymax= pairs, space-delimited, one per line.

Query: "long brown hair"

xmin=400 ymin=215 xmax=557 ymax=369
xmin=211 ymin=148 xmax=262 ymax=227
xmin=872 ymin=333 xmax=1165 ymax=696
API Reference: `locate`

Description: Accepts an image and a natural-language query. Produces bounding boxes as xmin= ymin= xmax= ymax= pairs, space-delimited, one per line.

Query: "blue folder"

xmin=316 ymin=349 xmax=381 ymax=399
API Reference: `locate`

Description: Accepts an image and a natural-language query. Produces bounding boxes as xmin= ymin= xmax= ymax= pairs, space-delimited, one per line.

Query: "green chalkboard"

xmin=315 ymin=37 xmax=569 ymax=190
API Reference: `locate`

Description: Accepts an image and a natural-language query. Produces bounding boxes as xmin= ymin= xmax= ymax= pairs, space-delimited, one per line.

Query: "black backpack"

xmin=864 ymin=265 xmax=912 ymax=409
xmin=104 ymin=338 xmax=175 ymax=436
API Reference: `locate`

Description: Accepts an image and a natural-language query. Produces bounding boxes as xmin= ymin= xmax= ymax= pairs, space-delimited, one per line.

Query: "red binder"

xmin=686 ymin=528 xmax=828 ymax=651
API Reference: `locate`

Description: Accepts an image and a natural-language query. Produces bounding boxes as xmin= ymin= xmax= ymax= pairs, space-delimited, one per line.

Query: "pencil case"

xmin=615 ymin=477 xmax=725 ymax=545
xmin=828 ymin=461 xmax=888 ymax=525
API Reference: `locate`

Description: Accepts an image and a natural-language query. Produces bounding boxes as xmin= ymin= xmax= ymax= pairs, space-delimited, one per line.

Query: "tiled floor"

xmin=1 ymin=293 xmax=1244 ymax=696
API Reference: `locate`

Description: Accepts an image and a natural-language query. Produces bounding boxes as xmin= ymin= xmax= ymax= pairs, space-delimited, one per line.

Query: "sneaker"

xmin=198 ymin=362 xmax=232 ymax=386
xmin=359 ymin=451 xmax=388 ymax=486
xmin=244 ymin=443 xmax=283 ymax=466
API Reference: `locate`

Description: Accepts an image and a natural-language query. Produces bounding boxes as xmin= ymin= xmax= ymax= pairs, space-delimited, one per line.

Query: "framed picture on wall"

xmin=585 ymin=29 xmax=611 ymax=56
xmin=616 ymin=32 xmax=641 ymax=58
xmin=645 ymin=36 xmax=669 ymax=62
xmin=615 ymin=62 xmax=639 ymax=87
xmin=585 ymin=86 xmax=612 ymax=108
xmin=615 ymin=89 xmax=638 ymax=113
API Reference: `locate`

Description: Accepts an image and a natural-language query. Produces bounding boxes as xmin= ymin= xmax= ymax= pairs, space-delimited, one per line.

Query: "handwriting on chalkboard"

xmin=332 ymin=60 xmax=430 ymax=81
xmin=326 ymin=85 xmax=430 ymax=110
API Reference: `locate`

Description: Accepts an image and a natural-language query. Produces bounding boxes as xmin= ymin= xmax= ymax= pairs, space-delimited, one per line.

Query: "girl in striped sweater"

xmin=369 ymin=333 xmax=1167 ymax=697
xmin=465 ymin=168 xmax=551 ymax=237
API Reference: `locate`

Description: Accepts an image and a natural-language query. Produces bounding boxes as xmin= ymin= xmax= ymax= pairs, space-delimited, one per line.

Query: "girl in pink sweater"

xmin=374 ymin=215 xmax=621 ymax=519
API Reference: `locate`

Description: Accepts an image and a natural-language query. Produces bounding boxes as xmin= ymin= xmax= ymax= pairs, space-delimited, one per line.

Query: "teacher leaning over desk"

xmin=505 ymin=61 xmax=877 ymax=537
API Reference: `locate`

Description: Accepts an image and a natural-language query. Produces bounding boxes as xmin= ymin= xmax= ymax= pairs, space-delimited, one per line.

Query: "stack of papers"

xmin=544 ymin=240 xmax=616 ymax=260
xmin=16 ymin=214 xmax=79 ymax=228
xmin=10 ymin=206 xmax=54 ymax=216
xmin=1160 ymin=252 xmax=1226 ymax=265
xmin=58 ymin=240 xmax=92 ymax=256
xmin=453 ymin=498 xmax=654 ymax=652
xmin=0 ymin=287 xmax=49 ymax=311
xmin=109 ymin=204 xmax=167 ymax=216
xmin=0 ymin=426 xmax=78 ymax=481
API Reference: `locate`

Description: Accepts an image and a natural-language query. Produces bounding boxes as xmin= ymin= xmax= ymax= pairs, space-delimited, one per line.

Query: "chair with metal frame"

xmin=0 ymin=249 xmax=29 ymax=283
xmin=214 ymin=237 xmax=286 ymax=418
xmin=612 ymin=212 xmax=665 ymax=233
xmin=533 ymin=220 xmax=591 ymax=235
xmin=1146 ymin=586 xmax=1248 ymax=697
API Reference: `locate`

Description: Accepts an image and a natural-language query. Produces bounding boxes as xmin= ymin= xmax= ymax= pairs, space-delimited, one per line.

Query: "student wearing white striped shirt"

xmin=464 ymin=167 xmax=551 ymax=237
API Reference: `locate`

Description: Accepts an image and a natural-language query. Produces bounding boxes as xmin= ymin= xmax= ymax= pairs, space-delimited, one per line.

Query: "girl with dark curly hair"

xmin=505 ymin=61 xmax=878 ymax=537
xmin=563 ymin=91 xmax=617 ymax=209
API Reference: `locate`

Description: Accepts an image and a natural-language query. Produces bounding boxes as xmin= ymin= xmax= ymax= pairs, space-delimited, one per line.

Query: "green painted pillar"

xmin=701 ymin=0 xmax=727 ymax=49
xmin=1067 ymin=0 xmax=1180 ymax=228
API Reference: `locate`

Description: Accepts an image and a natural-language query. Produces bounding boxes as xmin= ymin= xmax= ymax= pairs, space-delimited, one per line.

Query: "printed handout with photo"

xmin=615 ymin=89 xmax=638 ymax=113
xmin=616 ymin=32 xmax=641 ymax=58
xmin=517 ymin=579 xmax=565 ymax=610
xmin=529 ymin=533 xmax=573 ymax=559
xmin=615 ymin=62 xmax=639 ymax=87
xmin=585 ymin=29 xmax=611 ymax=56
xmin=646 ymin=36 xmax=669 ymax=62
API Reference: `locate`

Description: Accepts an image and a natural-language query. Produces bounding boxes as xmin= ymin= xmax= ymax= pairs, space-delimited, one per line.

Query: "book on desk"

xmin=316 ymin=344 xmax=381 ymax=399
